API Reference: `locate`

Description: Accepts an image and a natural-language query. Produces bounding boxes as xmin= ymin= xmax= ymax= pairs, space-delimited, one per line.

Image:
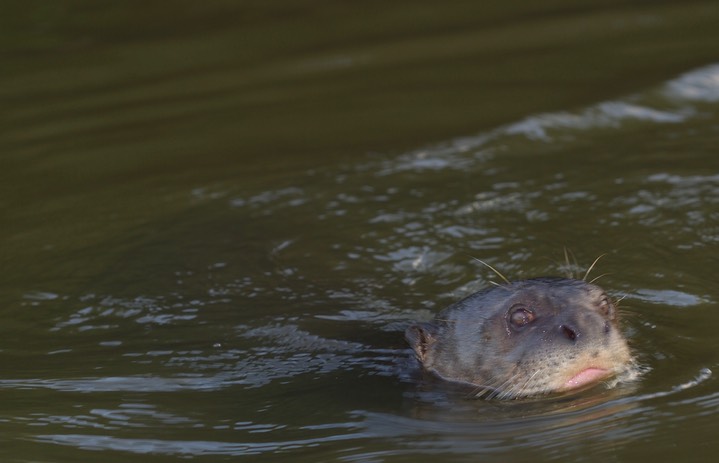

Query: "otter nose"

xmin=559 ymin=324 xmax=578 ymax=342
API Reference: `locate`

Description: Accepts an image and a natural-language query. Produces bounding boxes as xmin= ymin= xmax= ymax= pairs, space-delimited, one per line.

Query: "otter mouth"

xmin=563 ymin=367 xmax=611 ymax=390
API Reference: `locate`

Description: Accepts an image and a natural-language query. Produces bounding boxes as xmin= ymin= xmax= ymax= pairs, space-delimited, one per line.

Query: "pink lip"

xmin=563 ymin=367 xmax=610 ymax=390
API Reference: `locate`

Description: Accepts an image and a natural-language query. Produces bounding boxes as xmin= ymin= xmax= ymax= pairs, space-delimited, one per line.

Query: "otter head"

xmin=406 ymin=277 xmax=632 ymax=399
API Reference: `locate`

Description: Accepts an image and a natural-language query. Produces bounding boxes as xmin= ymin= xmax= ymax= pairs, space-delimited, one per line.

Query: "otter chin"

xmin=405 ymin=277 xmax=633 ymax=399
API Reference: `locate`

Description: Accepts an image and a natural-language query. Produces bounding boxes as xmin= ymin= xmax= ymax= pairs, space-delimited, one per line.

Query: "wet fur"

xmin=406 ymin=277 xmax=632 ymax=399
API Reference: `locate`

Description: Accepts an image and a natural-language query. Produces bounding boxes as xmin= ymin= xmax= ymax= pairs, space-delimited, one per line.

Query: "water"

xmin=2 ymin=2 xmax=719 ymax=462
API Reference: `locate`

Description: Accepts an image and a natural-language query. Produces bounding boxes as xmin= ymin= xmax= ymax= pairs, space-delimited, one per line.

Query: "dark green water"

xmin=3 ymin=2 xmax=719 ymax=462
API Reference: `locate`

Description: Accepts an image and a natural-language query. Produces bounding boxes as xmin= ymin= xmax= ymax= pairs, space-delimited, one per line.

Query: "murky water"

xmin=3 ymin=2 xmax=719 ymax=462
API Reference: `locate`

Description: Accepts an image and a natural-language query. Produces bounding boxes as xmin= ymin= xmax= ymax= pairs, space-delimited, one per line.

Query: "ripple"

xmin=33 ymin=429 xmax=369 ymax=456
xmin=363 ymin=63 xmax=719 ymax=182
xmin=631 ymin=289 xmax=707 ymax=307
xmin=502 ymin=102 xmax=688 ymax=141
xmin=0 ymin=375 xmax=242 ymax=393
xmin=22 ymin=291 xmax=60 ymax=301
xmin=51 ymin=295 xmax=202 ymax=332
xmin=665 ymin=63 xmax=719 ymax=103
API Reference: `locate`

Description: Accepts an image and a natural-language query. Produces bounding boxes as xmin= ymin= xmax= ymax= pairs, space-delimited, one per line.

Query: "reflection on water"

xmin=21 ymin=368 xmax=712 ymax=459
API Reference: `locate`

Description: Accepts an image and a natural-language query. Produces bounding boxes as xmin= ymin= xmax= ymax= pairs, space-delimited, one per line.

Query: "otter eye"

xmin=509 ymin=307 xmax=535 ymax=329
xmin=599 ymin=296 xmax=615 ymax=320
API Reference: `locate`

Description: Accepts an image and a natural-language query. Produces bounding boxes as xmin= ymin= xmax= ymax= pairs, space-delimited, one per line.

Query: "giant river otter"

xmin=405 ymin=277 xmax=632 ymax=399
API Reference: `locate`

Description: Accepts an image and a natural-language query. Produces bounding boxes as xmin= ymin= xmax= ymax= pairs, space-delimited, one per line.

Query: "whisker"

xmin=486 ymin=372 xmax=523 ymax=400
xmin=563 ymin=247 xmax=575 ymax=279
xmin=496 ymin=383 xmax=517 ymax=400
xmin=514 ymin=368 xmax=543 ymax=398
xmin=469 ymin=256 xmax=511 ymax=286
xmin=589 ymin=272 xmax=611 ymax=284
xmin=483 ymin=378 xmax=508 ymax=400
xmin=617 ymin=309 xmax=642 ymax=321
xmin=583 ymin=253 xmax=607 ymax=281
xmin=468 ymin=384 xmax=496 ymax=399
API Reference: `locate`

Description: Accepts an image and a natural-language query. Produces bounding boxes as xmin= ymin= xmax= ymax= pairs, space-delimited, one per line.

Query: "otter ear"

xmin=405 ymin=322 xmax=439 ymax=364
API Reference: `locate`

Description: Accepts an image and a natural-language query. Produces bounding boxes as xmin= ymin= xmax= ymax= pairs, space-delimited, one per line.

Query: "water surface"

xmin=2 ymin=2 xmax=719 ymax=462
